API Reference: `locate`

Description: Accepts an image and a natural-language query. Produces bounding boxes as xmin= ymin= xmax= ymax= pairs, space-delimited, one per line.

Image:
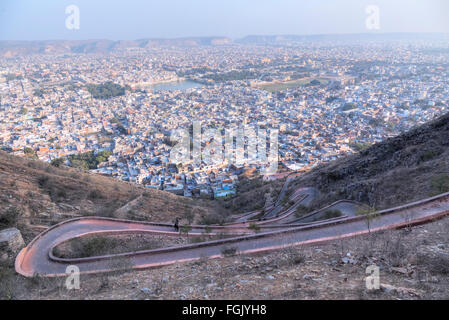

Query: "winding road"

xmin=15 ymin=183 xmax=449 ymax=277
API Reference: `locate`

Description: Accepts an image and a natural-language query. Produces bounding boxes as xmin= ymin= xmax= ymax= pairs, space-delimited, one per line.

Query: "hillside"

xmin=285 ymin=112 xmax=449 ymax=211
xmin=0 ymin=151 xmax=221 ymax=242
xmin=0 ymin=37 xmax=232 ymax=57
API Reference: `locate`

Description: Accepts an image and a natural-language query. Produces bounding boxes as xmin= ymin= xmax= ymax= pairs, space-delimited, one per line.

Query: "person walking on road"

xmin=173 ymin=217 xmax=180 ymax=232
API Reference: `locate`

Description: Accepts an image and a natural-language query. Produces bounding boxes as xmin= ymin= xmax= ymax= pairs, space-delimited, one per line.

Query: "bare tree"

xmin=356 ymin=205 xmax=380 ymax=234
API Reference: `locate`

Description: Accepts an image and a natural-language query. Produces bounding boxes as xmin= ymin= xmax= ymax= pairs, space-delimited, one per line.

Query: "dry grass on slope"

xmin=0 ymin=151 xmax=219 ymax=241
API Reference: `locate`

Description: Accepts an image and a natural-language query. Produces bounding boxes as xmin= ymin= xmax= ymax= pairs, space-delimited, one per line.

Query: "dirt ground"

xmin=2 ymin=216 xmax=448 ymax=300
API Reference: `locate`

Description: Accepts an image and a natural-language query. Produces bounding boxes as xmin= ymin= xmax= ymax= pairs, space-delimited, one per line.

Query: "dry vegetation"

xmin=53 ymin=232 xmax=234 ymax=259
xmin=0 ymin=150 xmax=221 ymax=242
xmin=218 ymin=176 xmax=285 ymax=214
xmin=2 ymin=216 xmax=448 ymax=300
xmin=52 ymin=234 xmax=186 ymax=259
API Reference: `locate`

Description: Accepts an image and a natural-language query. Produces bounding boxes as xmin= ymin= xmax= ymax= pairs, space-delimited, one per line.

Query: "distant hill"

xmin=0 ymin=37 xmax=232 ymax=57
xmin=2 ymin=33 xmax=449 ymax=57
xmin=236 ymin=33 xmax=449 ymax=45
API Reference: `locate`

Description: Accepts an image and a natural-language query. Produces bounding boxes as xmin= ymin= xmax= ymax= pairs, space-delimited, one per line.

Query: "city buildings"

xmin=1 ymin=40 xmax=448 ymax=197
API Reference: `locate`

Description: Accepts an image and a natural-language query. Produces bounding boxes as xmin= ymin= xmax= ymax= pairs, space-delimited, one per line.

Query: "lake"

xmin=146 ymin=80 xmax=204 ymax=92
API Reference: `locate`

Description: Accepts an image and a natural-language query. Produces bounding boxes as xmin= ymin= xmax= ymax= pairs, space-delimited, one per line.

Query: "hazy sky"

xmin=0 ymin=0 xmax=448 ymax=40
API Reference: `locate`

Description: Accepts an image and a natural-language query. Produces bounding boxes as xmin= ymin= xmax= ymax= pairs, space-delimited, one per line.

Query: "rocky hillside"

xmin=283 ymin=112 xmax=449 ymax=211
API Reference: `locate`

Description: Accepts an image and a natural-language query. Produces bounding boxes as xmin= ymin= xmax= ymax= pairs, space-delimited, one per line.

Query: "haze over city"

xmin=1 ymin=0 xmax=449 ymax=40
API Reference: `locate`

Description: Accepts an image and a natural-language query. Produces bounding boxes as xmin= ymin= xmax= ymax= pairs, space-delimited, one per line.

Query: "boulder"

xmin=0 ymin=228 xmax=25 ymax=264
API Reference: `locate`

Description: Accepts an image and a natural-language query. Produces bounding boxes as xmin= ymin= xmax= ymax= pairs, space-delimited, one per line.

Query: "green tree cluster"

xmin=67 ymin=150 xmax=112 ymax=170
xmin=86 ymin=82 xmax=129 ymax=99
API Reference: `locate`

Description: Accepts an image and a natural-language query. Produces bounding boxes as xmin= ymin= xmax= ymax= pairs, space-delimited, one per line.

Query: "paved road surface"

xmin=15 ymin=189 xmax=449 ymax=277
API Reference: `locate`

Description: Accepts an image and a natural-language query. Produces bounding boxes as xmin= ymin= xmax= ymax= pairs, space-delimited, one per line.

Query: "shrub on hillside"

xmin=198 ymin=212 xmax=225 ymax=225
xmin=248 ymin=223 xmax=261 ymax=233
xmin=221 ymin=246 xmax=238 ymax=257
xmin=295 ymin=205 xmax=310 ymax=218
xmin=323 ymin=209 xmax=343 ymax=219
xmin=0 ymin=207 xmax=20 ymax=228
xmin=430 ymin=174 xmax=449 ymax=195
